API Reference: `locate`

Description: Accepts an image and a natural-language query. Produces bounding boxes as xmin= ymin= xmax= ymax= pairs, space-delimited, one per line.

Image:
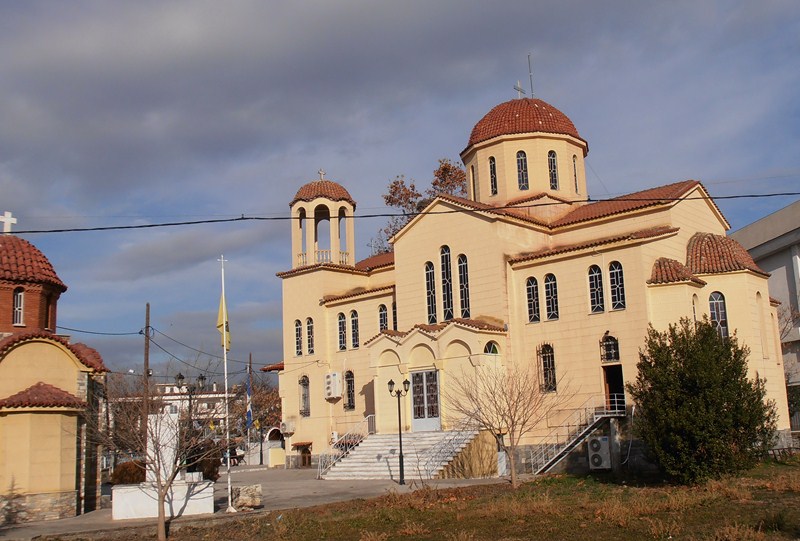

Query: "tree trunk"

xmin=507 ymin=447 xmax=518 ymax=488
xmin=157 ymin=487 xmax=167 ymax=541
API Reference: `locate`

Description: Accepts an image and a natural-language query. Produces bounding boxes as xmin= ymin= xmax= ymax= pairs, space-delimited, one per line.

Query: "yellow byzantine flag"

xmin=217 ymin=292 xmax=231 ymax=351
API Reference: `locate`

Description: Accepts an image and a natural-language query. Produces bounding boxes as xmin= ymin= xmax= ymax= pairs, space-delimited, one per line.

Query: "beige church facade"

xmin=271 ymin=97 xmax=791 ymax=472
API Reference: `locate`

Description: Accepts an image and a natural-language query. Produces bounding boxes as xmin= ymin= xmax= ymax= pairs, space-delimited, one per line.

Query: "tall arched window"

xmin=392 ymin=302 xmax=398 ymax=331
xmin=548 ymin=150 xmax=559 ymax=190
xmin=484 ymin=341 xmax=499 ymax=354
xmin=350 ymin=310 xmax=360 ymax=349
xmin=306 ymin=317 xmax=314 ymax=355
xmin=470 ymin=165 xmax=476 ymax=199
xmin=294 ymin=319 xmax=303 ymax=356
xmin=601 ymin=334 xmax=620 ymax=362
xmin=539 ymin=344 xmax=557 ymax=392
xmin=588 ymin=265 xmax=605 ymax=313
xmin=544 ymin=274 xmax=559 ymax=320
xmin=12 ymin=287 xmax=24 ymax=326
xmin=516 ymin=151 xmax=529 ymax=190
xmin=378 ymin=304 xmax=388 ymax=332
xmin=337 ymin=313 xmax=346 ymax=351
xmin=609 ymin=261 xmax=626 ymax=310
xmin=573 ymin=155 xmax=578 ymax=192
xmin=489 ymin=156 xmax=498 ymax=196
xmin=526 ymin=277 xmax=540 ymax=323
xmin=709 ymin=291 xmax=729 ymax=339
xmin=458 ymin=254 xmax=470 ymax=318
xmin=299 ymin=376 xmax=310 ymax=417
xmin=425 ymin=261 xmax=437 ymax=324
xmin=441 ymin=246 xmax=454 ymax=321
xmin=344 ymin=371 xmax=355 ymax=411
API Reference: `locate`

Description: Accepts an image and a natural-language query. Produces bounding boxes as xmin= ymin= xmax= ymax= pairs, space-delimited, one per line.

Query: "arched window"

xmin=306 ymin=317 xmax=314 ymax=355
xmin=350 ymin=310 xmax=360 ymax=349
xmin=337 ymin=313 xmax=346 ymax=351
xmin=12 ymin=287 xmax=24 ymax=326
xmin=601 ymin=334 xmax=620 ymax=362
xmin=516 ymin=151 xmax=529 ymax=190
xmin=299 ymin=376 xmax=310 ymax=417
xmin=378 ymin=304 xmax=388 ymax=332
xmin=425 ymin=261 xmax=437 ymax=324
xmin=294 ymin=319 xmax=303 ymax=356
xmin=392 ymin=302 xmax=398 ymax=331
xmin=573 ymin=155 xmax=578 ymax=192
xmin=588 ymin=265 xmax=605 ymax=313
xmin=544 ymin=274 xmax=559 ymax=320
xmin=526 ymin=277 xmax=540 ymax=323
xmin=470 ymin=165 xmax=476 ymax=199
xmin=458 ymin=254 xmax=470 ymax=318
xmin=344 ymin=371 xmax=355 ymax=411
xmin=548 ymin=150 xmax=558 ymax=190
xmin=441 ymin=246 xmax=454 ymax=321
xmin=489 ymin=156 xmax=498 ymax=196
xmin=692 ymin=293 xmax=699 ymax=322
xmin=484 ymin=341 xmax=499 ymax=354
xmin=539 ymin=344 xmax=557 ymax=392
xmin=609 ymin=261 xmax=626 ymax=310
xmin=44 ymin=294 xmax=52 ymax=330
xmin=709 ymin=292 xmax=729 ymax=339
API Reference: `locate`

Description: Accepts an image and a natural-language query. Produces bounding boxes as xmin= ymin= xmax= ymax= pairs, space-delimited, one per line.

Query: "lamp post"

xmin=175 ymin=372 xmax=207 ymax=431
xmin=388 ymin=378 xmax=410 ymax=485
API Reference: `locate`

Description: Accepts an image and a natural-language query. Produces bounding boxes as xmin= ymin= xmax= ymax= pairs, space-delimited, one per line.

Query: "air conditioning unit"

xmin=325 ymin=372 xmax=342 ymax=399
xmin=330 ymin=431 xmax=339 ymax=443
xmin=279 ymin=421 xmax=295 ymax=435
xmin=588 ymin=436 xmax=611 ymax=470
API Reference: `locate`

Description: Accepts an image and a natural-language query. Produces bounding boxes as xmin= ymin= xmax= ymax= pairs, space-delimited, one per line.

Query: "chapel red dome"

xmin=0 ymin=236 xmax=66 ymax=291
xmin=290 ymin=180 xmax=356 ymax=208
xmin=467 ymin=98 xmax=584 ymax=148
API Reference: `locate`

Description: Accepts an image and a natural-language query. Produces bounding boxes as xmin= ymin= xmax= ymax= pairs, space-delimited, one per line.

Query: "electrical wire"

xmin=56 ymin=325 xmax=142 ymax=336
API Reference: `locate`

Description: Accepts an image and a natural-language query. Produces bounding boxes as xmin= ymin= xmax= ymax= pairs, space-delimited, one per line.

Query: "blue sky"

xmin=2 ymin=1 xmax=798 ymax=384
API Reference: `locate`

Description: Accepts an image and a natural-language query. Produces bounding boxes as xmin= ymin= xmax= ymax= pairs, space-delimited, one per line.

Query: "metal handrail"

xmin=528 ymin=393 xmax=625 ymax=475
xmin=317 ymin=414 xmax=376 ymax=478
xmin=419 ymin=420 xmax=479 ymax=478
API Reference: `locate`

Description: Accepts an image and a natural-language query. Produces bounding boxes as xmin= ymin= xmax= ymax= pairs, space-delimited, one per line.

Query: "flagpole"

xmin=219 ymin=255 xmax=236 ymax=513
xmin=247 ymin=354 xmax=253 ymax=461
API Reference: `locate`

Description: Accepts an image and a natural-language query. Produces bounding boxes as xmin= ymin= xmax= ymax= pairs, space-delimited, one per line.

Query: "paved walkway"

xmin=0 ymin=466 xmax=503 ymax=540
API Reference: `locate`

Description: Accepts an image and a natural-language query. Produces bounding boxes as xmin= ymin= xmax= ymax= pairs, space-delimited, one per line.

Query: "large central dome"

xmin=467 ymin=98 xmax=584 ymax=148
xmin=0 ymin=235 xmax=66 ymax=291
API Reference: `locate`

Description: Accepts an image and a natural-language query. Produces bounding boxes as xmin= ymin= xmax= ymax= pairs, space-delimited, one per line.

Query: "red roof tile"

xmin=647 ymin=257 xmax=707 ymax=286
xmin=322 ymin=285 xmax=394 ymax=305
xmin=364 ymin=318 xmax=506 ymax=346
xmin=551 ymin=180 xmax=701 ymax=227
xmin=686 ymin=232 xmax=768 ymax=277
xmin=261 ymin=362 xmax=284 ymax=372
xmin=0 ymin=382 xmax=84 ymax=409
xmin=0 ymin=236 xmax=66 ymax=290
xmin=354 ymin=251 xmax=394 ymax=271
xmin=467 ymin=98 xmax=585 ymax=148
xmin=0 ymin=330 xmax=108 ymax=372
xmin=290 ymin=180 xmax=356 ymax=208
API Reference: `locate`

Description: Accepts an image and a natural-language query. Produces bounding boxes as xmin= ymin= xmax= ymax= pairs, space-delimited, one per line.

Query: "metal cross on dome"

xmin=318 ymin=169 xmax=326 ymax=180
xmin=0 ymin=211 xmax=16 ymax=234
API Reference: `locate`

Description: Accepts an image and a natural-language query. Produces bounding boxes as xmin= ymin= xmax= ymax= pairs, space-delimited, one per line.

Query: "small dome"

xmin=467 ymin=98 xmax=584 ymax=148
xmin=686 ymin=232 xmax=766 ymax=276
xmin=290 ymin=180 xmax=356 ymax=208
xmin=0 ymin=236 xmax=66 ymax=291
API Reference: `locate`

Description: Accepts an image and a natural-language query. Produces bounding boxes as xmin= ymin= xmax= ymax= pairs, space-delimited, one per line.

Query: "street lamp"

xmin=388 ymin=378 xmax=410 ymax=485
xmin=175 ymin=372 xmax=207 ymax=425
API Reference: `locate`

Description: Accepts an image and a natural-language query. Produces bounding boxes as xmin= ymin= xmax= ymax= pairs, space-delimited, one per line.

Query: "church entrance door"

xmin=411 ymin=370 xmax=440 ymax=432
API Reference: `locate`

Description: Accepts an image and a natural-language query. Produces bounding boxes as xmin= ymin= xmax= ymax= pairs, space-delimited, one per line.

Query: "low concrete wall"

xmin=111 ymin=481 xmax=213 ymax=520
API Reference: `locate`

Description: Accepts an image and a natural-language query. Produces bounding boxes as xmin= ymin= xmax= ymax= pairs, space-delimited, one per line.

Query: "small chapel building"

xmin=271 ymin=97 xmax=791 ymax=474
xmin=0 ymin=233 xmax=107 ymax=522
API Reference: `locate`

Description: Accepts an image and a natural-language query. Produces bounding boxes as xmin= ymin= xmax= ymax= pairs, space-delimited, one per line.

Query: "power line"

xmin=57 ymin=325 xmax=141 ymax=336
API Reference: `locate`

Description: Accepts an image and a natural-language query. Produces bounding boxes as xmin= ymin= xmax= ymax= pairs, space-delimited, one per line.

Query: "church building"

xmin=0 ymin=232 xmax=107 ymax=522
xmin=270 ymin=97 xmax=791 ymax=475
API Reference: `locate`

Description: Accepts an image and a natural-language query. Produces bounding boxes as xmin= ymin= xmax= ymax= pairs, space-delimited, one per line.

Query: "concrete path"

xmin=0 ymin=466 xmax=502 ymax=540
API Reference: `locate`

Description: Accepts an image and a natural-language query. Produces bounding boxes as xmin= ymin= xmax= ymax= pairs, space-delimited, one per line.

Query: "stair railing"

xmin=419 ymin=419 xmax=479 ymax=479
xmin=317 ymin=414 xmax=375 ymax=479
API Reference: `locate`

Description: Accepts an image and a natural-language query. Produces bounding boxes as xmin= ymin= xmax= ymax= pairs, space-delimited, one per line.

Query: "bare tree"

xmin=445 ymin=362 xmax=571 ymax=488
xmin=90 ymin=374 xmax=223 ymax=541
xmin=778 ymin=304 xmax=800 ymax=343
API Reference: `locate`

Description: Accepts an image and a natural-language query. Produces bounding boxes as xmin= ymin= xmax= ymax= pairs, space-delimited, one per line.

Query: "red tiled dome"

xmin=0 ymin=382 xmax=85 ymax=409
xmin=290 ymin=180 xmax=356 ymax=208
xmin=0 ymin=236 xmax=66 ymax=291
xmin=686 ymin=233 xmax=767 ymax=276
xmin=467 ymin=98 xmax=584 ymax=148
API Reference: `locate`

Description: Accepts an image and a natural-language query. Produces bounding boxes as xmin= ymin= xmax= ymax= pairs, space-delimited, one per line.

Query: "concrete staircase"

xmin=321 ymin=430 xmax=478 ymax=481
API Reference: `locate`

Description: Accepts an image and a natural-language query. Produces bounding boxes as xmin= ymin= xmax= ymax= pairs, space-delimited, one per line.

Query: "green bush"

xmin=627 ymin=317 xmax=777 ymax=484
xmin=110 ymin=460 xmax=145 ymax=485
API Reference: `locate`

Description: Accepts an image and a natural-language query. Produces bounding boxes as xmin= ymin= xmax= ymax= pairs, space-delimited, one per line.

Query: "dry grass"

xmin=644 ymin=517 xmax=683 ymax=540
xmin=705 ymin=524 xmax=769 ymax=541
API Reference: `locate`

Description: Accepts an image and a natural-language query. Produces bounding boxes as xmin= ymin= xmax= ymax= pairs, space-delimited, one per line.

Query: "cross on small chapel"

xmin=318 ymin=169 xmax=326 ymax=180
xmin=0 ymin=211 xmax=16 ymax=234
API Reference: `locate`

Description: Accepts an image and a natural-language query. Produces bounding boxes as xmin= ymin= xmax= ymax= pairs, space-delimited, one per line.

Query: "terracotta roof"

xmin=322 ymin=285 xmax=394 ymax=305
xmin=647 ymin=257 xmax=707 ymax=286
xmin=551 ymin=180 xmax=701 ymax=228
xmin=686 ymin=232 xmax=768 ymax=277
xmin=0 ymin=330 xmax=108 ymax=372
xmin=0 ymin=382 xmax=84 ymax=409
xmin=290 ymin=180 xmax=356 ymax=208
xmin=435 ymin=193 xmax=549 ymax=227
xmin=364 ymin=318 xmax=506 ymax=346
xmin=769 ymin=297 xmax=781 ymax=306
xmin=354 ymin=252 xmax=394 ymax=271
xmin=291 ymin=441 xmax=312 ymax=449
xmin=467 ymin=98 xmax=585 ymax=148
xmin=509 ymin=226 xmax=679 ymax=264
xmin=261 ymin=362 xmax=284 ymax=372
xmin=0 ymin=236 xmax=67 ymax=290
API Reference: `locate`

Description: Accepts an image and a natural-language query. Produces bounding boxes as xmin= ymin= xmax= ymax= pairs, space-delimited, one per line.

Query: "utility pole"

xmin=142 ymin=303 xmax=151 ymax=445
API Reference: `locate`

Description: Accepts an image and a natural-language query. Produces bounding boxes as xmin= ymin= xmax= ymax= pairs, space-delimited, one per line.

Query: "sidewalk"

xmin=0 ymin=466 xmax=502 ymax=540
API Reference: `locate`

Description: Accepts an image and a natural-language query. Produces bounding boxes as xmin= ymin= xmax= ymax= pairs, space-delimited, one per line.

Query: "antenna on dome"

xmin=513 ymin=81 xmax=526 ymax=99
xmin=528 ymin=52 xmax=534 ymax=97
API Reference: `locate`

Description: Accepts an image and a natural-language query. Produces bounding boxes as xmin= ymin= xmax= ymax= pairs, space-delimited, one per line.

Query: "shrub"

xmin=110 ymin=460 xmax=145 ymax=485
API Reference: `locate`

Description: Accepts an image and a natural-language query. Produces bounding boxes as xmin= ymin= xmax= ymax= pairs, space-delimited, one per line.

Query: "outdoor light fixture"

xmin=387 ymin=378 xmax=411 ymax=485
